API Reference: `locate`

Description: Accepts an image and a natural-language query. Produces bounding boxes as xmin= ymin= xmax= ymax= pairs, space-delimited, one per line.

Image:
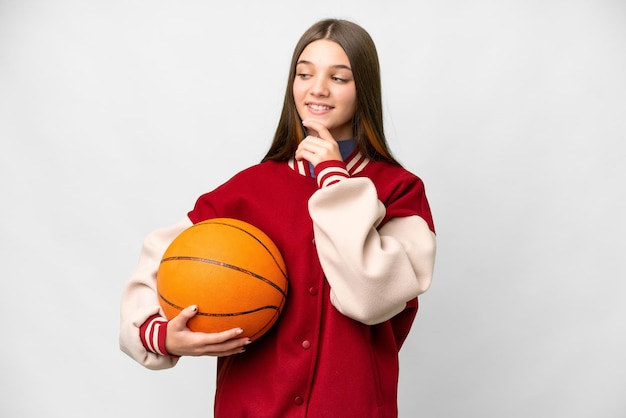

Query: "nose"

xmin=309 ymin=77 xmax=329 ymax=97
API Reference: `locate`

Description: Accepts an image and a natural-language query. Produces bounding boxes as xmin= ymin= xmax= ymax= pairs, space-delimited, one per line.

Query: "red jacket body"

xmin=183 ymin=158 xmax=434 ymax=417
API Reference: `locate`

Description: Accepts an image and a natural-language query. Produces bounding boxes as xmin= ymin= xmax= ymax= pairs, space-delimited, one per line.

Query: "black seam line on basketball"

xmin=159 ymin=293 xmax=282 ymax=316
xmin=161 ymin=256 xmax=287 ymax=298
xmin=190 ymin=220 xmax=288 ymax=280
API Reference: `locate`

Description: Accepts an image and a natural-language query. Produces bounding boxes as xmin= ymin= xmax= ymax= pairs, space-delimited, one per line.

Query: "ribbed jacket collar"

xmin=288 ymin=149 xmax=370 ymax=178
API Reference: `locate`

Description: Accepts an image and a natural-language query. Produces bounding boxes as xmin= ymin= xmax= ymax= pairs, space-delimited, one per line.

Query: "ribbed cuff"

xmin=314 ymin=160 xmax=350 ymax=188
xmin=139 ymin=314 xmax=179 ymax=358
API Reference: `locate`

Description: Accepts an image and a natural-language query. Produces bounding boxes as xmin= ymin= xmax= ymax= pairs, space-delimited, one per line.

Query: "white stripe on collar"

xmin=288 ymin=151 xmax=370 ymax=178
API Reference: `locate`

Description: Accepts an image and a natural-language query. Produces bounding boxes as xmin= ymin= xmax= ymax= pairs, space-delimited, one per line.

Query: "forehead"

xmin=297 ymin=39 xmax=351 ymax=68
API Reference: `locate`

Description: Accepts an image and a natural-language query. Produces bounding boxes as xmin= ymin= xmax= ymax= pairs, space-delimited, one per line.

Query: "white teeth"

xmin=309 ymin=104 xmax=331 ymax=111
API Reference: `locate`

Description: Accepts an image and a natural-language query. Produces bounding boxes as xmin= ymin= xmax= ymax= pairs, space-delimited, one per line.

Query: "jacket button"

xmin=302 ymin=340 xmax=311 ymax=349
xmin=309 ymin=287 xmax=318 ymax=296
xmin=294 ymin=396 xmax=304 ymax=406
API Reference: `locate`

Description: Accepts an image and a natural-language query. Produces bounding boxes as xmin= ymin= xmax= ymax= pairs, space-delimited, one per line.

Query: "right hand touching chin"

xmin=165 ymin=305 xmax=251 ymax=357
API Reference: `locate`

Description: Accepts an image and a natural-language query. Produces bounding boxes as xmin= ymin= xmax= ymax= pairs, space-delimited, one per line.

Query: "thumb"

xmin=302 ymin=120 xmax=334 ymax=141
xmin=171 ymin=304 xmax=197 ymax=329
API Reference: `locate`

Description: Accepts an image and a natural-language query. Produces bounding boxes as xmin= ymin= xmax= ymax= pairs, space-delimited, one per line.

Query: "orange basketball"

xmin=156 ymin=218 xmax=288 ymax=341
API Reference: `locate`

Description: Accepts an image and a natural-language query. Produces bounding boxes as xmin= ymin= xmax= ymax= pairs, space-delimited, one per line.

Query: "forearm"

xmin=309 ymin=177 xmax=436 ymax=325
xmin=119 ymin=217 xmax=192 ymax=369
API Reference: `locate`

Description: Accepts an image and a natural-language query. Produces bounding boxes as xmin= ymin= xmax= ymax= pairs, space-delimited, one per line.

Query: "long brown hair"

xmin=262 ymin=19 xmax=399 ymax=165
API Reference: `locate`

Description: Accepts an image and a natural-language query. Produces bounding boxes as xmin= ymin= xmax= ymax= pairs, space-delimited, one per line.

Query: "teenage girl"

xmin=120 ymin=18 xmax=436 ymax=418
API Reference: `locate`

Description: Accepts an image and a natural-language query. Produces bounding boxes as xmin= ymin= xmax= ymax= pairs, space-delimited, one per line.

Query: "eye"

xmin=332 ymin=76 xmax=348 ymax=83
xmin=296 ymin=73 xmax=312 ymax=80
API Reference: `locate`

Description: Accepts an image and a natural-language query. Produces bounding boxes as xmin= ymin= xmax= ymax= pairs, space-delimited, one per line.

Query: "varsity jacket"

xmin=120 ymin=150 xmax=436 ymax=417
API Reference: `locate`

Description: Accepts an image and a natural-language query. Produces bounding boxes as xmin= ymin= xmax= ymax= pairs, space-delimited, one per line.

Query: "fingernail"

xmin=236 ymin=328 xmax=244 ymax=335
xmin=190 ymin=305 xmax=197 ymax=312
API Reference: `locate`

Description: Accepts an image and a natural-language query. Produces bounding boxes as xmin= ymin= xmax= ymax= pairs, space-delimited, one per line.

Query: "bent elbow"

xmin=330 ymin=291 xmax=407 ymax=325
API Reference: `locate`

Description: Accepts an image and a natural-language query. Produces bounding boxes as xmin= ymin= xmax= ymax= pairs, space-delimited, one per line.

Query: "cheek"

xmin=338 ymin=87 xmax=357 ymax=112
xmin=292 ymin=81 xmax=306 ymax=102
xmin=292 ymin=84 xmax=306 ymax=118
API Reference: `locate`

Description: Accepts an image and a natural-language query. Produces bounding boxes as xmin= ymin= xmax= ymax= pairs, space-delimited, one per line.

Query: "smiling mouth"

xmin=307 ymin=103 xmax=333 ymax=111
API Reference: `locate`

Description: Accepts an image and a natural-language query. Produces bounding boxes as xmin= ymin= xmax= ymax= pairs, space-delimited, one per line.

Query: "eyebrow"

xmin=296 ymin=60 xmax=352 ymax=71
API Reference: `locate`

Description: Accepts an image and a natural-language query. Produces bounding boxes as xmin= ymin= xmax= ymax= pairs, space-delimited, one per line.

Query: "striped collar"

xmin=288 ymin=149 xmax=370 ymax=178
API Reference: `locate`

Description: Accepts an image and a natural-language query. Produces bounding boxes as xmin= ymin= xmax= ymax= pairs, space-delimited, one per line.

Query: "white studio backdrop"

xmin=1 ymin=1 xmax=625 ymax=417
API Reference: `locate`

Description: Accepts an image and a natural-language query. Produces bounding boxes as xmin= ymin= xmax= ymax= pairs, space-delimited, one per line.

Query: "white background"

xmin=1 ymin=1 xmax=625 ymax=417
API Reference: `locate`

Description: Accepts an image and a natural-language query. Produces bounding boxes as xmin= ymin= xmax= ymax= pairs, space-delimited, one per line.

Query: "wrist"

xmin=139 ymin=314 xmax=179 ymax=358
xmin=314 ymin=160 xmax=350 ymax=188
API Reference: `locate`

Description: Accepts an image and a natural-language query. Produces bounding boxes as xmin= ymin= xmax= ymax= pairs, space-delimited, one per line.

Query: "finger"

xmin=208 ymin=336 xmax=251 ymax=355
xmin=215 ymin=346 xmax=249 ymax=357
xmin=201 ymin=327 xmax=245 ymax=344
xmin=297 ymin=136 xmax=323 ymax=152
xmin=295 ymin=137 xmax=323 ymax=161
xmin=181 ymin=328 xmax=249 ymax=356
xmin=169 ymin=305 xmax=198 ymax=330
xmin=302 ymin=120 xmax=334 ymax=142
xmin=195 ymin=336 xmax=251 ymax=357
xmin=294 ymin=147 xmax=312 ymax=162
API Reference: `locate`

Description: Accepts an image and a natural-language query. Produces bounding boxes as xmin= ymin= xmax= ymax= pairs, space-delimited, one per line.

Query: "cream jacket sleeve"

xmin=308 ymin=177 xmax=436 ymax=325
xmin=119 ymin=217 xmax=192 ymax=369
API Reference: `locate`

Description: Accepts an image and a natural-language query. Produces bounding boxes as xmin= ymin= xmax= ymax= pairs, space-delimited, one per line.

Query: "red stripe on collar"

xmin=288 ymin=152 xmax=369 ymax=177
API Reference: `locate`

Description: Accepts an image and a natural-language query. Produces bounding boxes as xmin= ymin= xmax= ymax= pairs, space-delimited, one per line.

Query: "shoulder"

xmin=360 ymin=161 xmax=434 ymax=230
xmin=215 ymin=160 xmax=286 ymax=185
xmin=361 ymin=160 xmax=426 ymax=192
xmin=188 ymin=161 xmax=289 ymax=223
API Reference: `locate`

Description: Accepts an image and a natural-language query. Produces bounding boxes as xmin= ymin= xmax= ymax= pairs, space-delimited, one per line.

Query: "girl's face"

xmin=293 ymin=40 xmax=357 ymax=140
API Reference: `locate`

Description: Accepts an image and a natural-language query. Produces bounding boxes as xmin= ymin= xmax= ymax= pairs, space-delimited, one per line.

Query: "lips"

xmin=306 ymin=103 xmax=333 ymax=114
